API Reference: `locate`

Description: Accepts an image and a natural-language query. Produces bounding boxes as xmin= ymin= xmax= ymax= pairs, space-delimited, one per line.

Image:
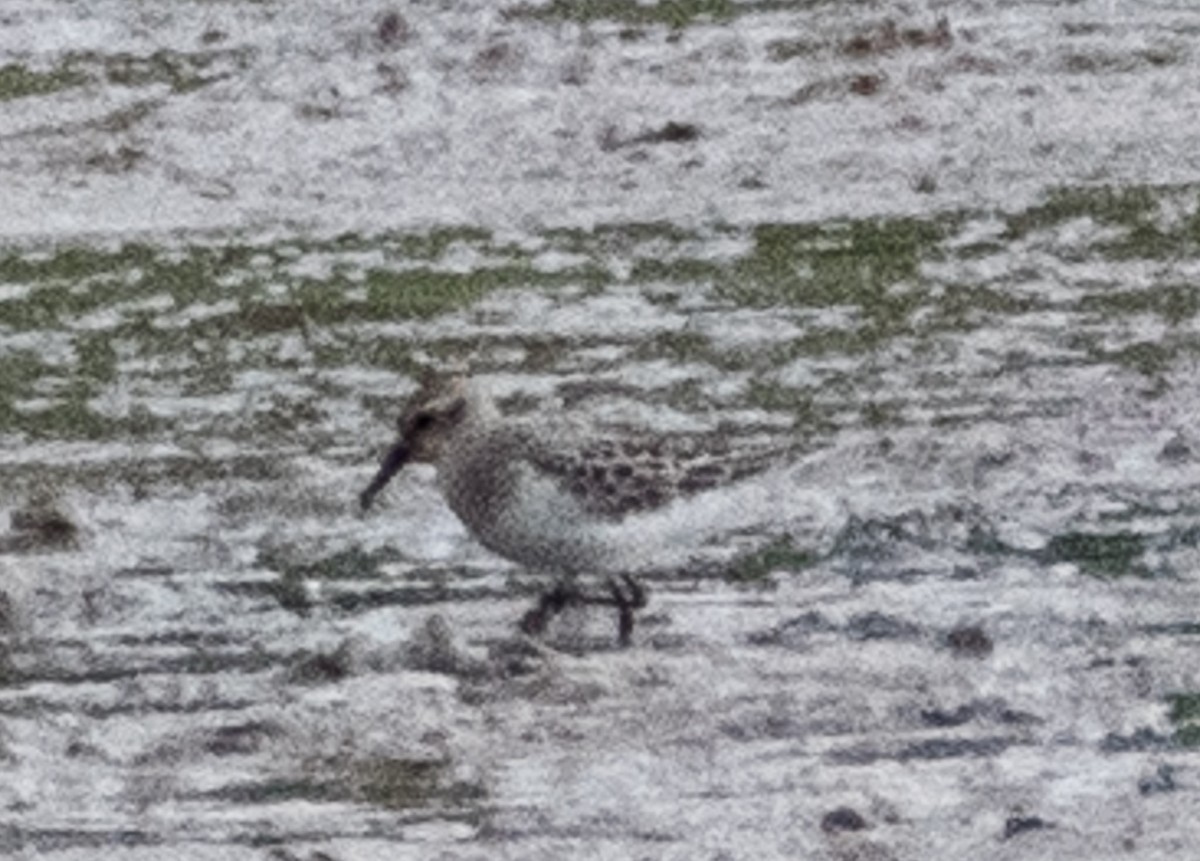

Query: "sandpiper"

xmin=360 ymin=375 xmax=792 ymax=646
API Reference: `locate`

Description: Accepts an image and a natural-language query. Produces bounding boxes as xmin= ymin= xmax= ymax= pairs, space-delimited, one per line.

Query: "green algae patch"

xmin=720 ymin=219 xmax=946 ymax=348
xmin=1004 ymin=185 xmax=1160 ymax=239
xmin=727 ymin=536 xmax=817 ymax=583
xmin=505 ymin=0 xmax=736 ymax=27
xmin=1061 ymin=46 xmax=1185 ymax=75
xmin=767 ymin=37 xmax=822 ymax=62
xmin=1078 ymin=284 xmax=1200 ymax=324
xmin=0 ymin=352 xmax=51 ymax=400
xmin=205 ymin=757 xmax=485 ymax=812
xmin=0 ymin=48 xmax=254 ymax=102
xmin=363 ymin=268 xmax=520 ymax=319
xmin=0 ymin=63 xmax=86 ymax=100
xmin=1002 ymin=182 xmax=1200 ymax=260
xmin=7 ymin=190 xmax=1200 ymax=444
xmin=0 ymin=230 xmax=551 ymax=441
xmin=919 ymin=284 xmax=1043 ymax=333
xmin=505 ymin=0 xmax=824 ymax=27
xmin=202 ymin=777 xmax=341 ymax=806
xmin=1040 ymin=531 xmax=1150 ymax=578
xmin=1167 ymin=694 xmax=1200 ymax=748
xmin=0 ymin=243 xmax=156 ymax=287
xmin=1104 ymin=340 xmax=1175 ymax=378
xmin=348 ymin=757 xmax=485 ymax=810
xmin=544 ymin=220 xmax=701 ymax=255
xmin=9 ymin=395 xmax=122 ymax=441
xmin=744 ymin=380 xmax=832 ymax=429
xmin=263 ymin=545 xmax=406 ymax=582
xmin=74 ymin=46 xmax=256 ymax=94
xmin=630 ymin=256 xmax=725 ymax=285
xmin=636 ymin=330 xmax=713 ymax=364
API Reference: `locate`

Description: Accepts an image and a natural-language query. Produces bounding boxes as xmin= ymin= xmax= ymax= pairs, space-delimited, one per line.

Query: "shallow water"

xmin=2 ymin=0 xmax=1200 ymax=858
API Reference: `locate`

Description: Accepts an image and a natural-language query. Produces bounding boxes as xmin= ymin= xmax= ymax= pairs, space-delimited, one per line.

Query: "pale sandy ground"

xmin=2 ymin=0 xmax=1200 ymax=859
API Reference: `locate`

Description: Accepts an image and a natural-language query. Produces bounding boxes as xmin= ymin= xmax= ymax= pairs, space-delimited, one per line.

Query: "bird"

xmin=360 ymin=375 xmax=793 ymax=646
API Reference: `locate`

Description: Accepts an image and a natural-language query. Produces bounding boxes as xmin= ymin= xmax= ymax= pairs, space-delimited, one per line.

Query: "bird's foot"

xmin=518 ymin=581 xmax=581 ymax=637
xmin=518 ymin=575 xmax=647 ymax=648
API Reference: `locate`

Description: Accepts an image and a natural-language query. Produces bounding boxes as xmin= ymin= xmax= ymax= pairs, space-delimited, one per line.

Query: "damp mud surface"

xmin=2 ymin=1 xmax=1200 ymax=858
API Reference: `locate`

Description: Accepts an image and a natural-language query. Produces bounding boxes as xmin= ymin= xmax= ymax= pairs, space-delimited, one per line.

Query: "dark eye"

xmin=411 ymin=412 xmax=436 ymax=432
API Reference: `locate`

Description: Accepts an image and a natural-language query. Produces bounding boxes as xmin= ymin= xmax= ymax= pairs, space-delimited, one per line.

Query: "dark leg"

xmin=518 ymin=581 xmax=580 ymax=637
xmin=606 ymin=574 xmax=648 ymax=648
xmin=517 ymin=575 xmax=647 ymax=647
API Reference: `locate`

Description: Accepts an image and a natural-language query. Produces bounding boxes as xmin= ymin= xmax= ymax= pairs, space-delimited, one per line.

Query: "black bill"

xmin=359 ymin=440 xmax=410 ymax=510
